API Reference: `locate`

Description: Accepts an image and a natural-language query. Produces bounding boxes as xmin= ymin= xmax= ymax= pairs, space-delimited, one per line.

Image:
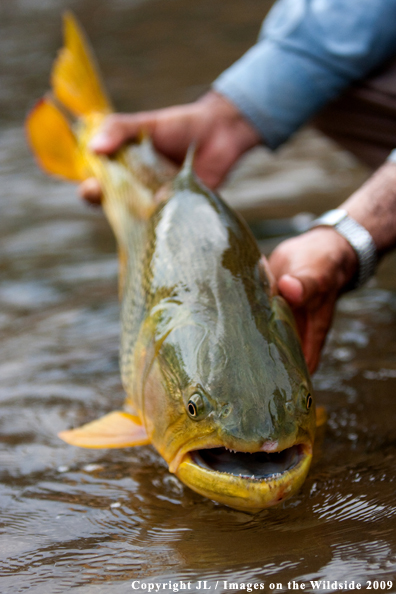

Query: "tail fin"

xmin=52 ymin=12 xmax=112 ymax=117
xmin=26 ymin=97 xmax=85 ymax=181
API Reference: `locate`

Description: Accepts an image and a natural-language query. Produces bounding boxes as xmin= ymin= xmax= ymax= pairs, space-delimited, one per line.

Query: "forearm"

xmin=213 ymin=40 xmax=350 ymax=150
xmin=214 ymin=0 xmax=396 ymax=149
xmin=342 ymin=161 xmax=396 ymax=255
xmin=268 ymin=160 xmax=396 ymax=372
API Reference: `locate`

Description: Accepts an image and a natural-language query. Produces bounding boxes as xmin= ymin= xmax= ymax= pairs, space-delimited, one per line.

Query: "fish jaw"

xmin=174 ymin=442 xmax=312 ymax=511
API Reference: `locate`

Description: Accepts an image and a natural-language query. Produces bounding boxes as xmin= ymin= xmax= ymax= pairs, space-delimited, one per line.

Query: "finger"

xmin=194 ymin=137 xmax=243 ymax=189
xmin=89 ymin=113 xmax=156 ymax=154
xmin=305 ymin=337 xmax=324 ymax=374
xmin=194 ymin=160 xmax=225 ymax=189
xmin=287 ymin=305 xmax=308 ymax=351
xmin=280 ymin=272 xmax=330 ymax=313
xmin=277 ymin=274 xmax=304 ymax=306
xmin=280 ymin=274 xmax=337 ymax=372
xmin=78 ymin=177 xmax=102 ymax=205
xmin=303 ymin=303 xmax=335 ymax=373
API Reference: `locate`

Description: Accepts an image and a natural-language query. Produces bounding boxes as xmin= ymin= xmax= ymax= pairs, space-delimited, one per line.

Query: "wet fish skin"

xmin=26 ymin=13 xmax=316 ymax=511
xmin=130 ymin=165 xmax=314 ymax=453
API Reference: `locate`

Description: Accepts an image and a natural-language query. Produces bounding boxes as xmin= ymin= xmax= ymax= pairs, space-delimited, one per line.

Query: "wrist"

xmin=310 ymin=209 xmax=377 ymax=287
xmin=333 ymin=230 xmax=360 ymax=291
xmin=198 ymin=91 xmax=261 ymax=153
xmin=342 ymin=161 xmax=396 ymax=255
xmin=306 ymin=227 xmax=359 ymax=293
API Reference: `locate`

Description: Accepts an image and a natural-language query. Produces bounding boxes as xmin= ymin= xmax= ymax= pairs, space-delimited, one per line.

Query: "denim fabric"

xmin=213 ymin=0 xmax=396 ymax=149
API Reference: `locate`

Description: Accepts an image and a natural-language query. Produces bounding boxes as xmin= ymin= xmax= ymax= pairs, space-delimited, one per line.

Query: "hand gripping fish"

xmin=26 ymin=13 xmax=321 ymax=511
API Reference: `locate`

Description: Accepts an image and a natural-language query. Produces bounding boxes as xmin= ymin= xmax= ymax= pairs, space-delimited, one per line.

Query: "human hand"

xmin=268 ymin=227 xmax=358 ymax=373
xmin=79 ymin=91 xmax=261 ymax=204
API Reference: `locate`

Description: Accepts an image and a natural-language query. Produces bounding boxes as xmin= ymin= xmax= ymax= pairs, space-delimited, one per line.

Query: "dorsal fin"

xmin=181 ymin=143 xmax=196 ymax=173
xmin=52 ymin=12 xmax=112 ymax=117
xmin=179 ymin=143 xmax=196 ymax=179
xmin=173 ymin=143 xmax=197 ymax=190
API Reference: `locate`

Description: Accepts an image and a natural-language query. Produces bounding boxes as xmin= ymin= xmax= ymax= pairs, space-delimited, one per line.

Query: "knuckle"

xmin=102 ymin=113 xmax=122 ymax=129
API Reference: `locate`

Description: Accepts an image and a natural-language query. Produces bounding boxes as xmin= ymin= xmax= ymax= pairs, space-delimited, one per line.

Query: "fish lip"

xmin=176 ymin=442 xmax=313 ymax=510
xmin=169 ymin=438 xmax=224 ymax=473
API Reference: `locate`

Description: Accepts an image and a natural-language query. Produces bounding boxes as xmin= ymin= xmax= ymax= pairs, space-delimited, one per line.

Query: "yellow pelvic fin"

xmin=58 ymin=411 xmax=150 ymax=449
xmin=315 ymin=406 xmax=327 ymax=428
xmin=26 ymin=98 xmax=85 ymax=181
xmin=52 ymin=12 xmax=112 ymax=117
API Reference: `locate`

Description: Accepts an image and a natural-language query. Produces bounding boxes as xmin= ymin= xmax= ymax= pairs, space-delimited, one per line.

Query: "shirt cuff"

xmin=213 ymin=40 xmax=352 ymax=150
xmin=387 ymin=149 xmax=396 ymax=163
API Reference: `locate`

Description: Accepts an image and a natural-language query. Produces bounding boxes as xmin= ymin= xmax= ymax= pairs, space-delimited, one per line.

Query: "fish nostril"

xmin=220 ymin=404 xmax=231 ymax=418
xmin=285 ymin=402 xmax=294 ymax=414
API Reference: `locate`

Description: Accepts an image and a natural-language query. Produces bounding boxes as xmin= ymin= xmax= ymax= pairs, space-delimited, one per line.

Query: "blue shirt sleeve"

xmin=213 ymin=0 xmax=396 ymax=149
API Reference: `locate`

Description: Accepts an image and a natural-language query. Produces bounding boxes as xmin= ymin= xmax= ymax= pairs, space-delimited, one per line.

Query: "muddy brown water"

xmin=1 ymin=1 xmax=396 ymax=592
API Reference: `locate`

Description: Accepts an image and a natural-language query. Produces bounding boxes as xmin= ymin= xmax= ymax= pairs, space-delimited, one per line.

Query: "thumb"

xmin=89 ymin=114 xmax=155 ymax=154
xmin=277 ymin=274 xmax=319 ymax=308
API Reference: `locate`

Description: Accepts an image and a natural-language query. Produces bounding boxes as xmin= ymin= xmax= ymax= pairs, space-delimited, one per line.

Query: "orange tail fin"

xmin=26 ymin=97 xmax=85 ymax=181
xmin=52 ymin=12 xmax=112 ymax=117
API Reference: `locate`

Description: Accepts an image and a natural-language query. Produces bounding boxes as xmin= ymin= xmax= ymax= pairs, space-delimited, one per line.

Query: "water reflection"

xmin=1 ymin=0 xmax=396 ymax=592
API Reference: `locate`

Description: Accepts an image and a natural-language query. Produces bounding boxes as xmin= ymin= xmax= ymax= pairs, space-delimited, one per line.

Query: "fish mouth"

xmin=190 ymin=444 xmax=305 ymax=480
xmin=176 ymin=443 xmax=312 ymax=511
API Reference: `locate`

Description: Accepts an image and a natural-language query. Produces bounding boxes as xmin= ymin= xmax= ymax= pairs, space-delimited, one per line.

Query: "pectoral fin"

xmin=315 ymin=406 xmax=327 ymax=428
xmin=58 ymin=411 xmax=150 ymax=448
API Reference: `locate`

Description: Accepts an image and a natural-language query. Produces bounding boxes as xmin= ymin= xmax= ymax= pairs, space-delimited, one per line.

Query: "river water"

xmin=1 ymin=1 xmax=396 ymax=592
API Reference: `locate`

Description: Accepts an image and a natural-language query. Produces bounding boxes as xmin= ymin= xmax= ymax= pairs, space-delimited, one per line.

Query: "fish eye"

xmin=306 ymin=394 xmax=312 ymax=410
xmin=187 ymin=400 xmax=197 ymax=417
xmin=186 ymin=393 xmax=210 ymax=420
xmin=299 ymin=386 xmax=313 ymax=412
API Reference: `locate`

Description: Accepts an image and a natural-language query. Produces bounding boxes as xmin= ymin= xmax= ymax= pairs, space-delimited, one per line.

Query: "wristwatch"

xmin=309 ymin=209 xmax=377 ymax=288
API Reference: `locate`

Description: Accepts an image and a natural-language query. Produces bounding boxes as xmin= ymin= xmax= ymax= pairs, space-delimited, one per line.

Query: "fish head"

xmin=142 ymin=287 xmax=315 ymax=512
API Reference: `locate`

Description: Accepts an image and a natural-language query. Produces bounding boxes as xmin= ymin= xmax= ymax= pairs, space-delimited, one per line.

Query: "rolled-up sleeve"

xmin=213 ymin=0 xmax=396 ymax=149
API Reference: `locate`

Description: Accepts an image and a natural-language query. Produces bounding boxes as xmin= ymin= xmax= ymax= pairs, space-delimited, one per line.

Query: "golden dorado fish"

xmin=26 ymin=13 xmax=320 ymax=511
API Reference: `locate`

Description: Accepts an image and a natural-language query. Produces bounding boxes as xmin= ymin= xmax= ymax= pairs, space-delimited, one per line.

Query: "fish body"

xmin=26 ymin=14 xmax=317 ymax=511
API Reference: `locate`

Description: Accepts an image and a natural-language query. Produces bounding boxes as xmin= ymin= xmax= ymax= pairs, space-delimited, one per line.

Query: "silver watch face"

xmin=319 ymin=209 xmax=348 ymax=226
xmin=312 ymin=209 xmax=377 ymax=288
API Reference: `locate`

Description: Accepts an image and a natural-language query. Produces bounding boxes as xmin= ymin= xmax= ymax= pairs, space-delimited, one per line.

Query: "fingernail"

xmin=89 ymin=133 xmax=108 ymax=151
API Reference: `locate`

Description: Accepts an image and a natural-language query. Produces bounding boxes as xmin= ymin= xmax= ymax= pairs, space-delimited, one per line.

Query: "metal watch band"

xmin=310 ymin=209 xmax=377 ymax=288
